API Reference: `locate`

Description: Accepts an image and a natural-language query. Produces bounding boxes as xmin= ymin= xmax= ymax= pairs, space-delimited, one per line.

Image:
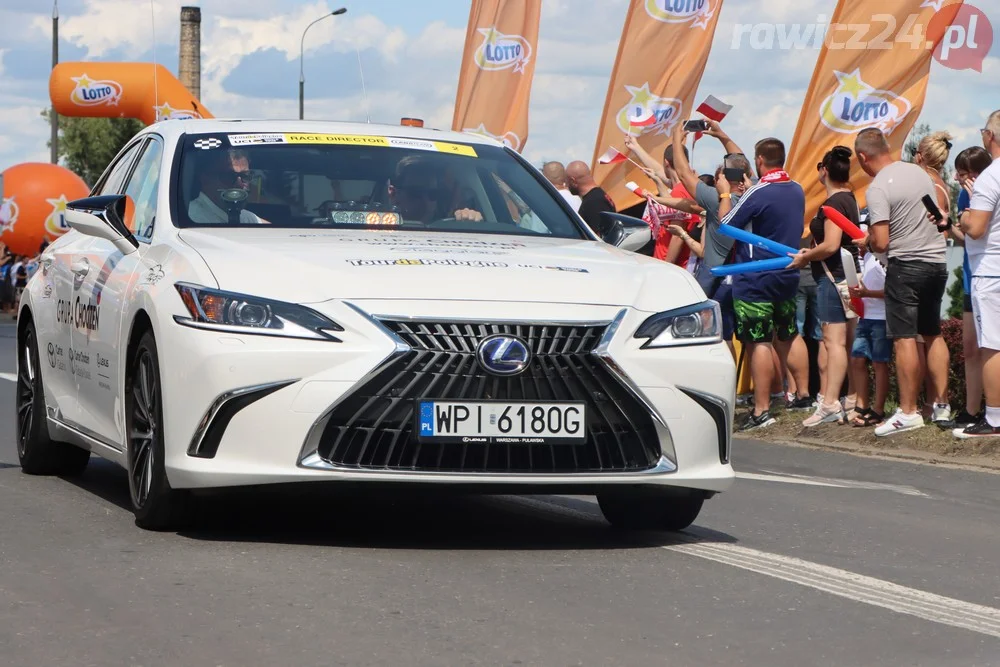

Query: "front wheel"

xmin=126 ymin=330 xmax=191 ymax=530
xmin=597 ymin=489 xmax=705 ymax=532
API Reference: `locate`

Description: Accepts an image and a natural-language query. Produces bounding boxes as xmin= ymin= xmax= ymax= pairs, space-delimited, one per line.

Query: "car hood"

xmin=177 ymin=228 xmax=705 ymax=312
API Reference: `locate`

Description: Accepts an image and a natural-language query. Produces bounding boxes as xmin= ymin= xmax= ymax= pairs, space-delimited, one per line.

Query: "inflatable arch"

xmin=49 ymin=61 xmax=213 ymax=125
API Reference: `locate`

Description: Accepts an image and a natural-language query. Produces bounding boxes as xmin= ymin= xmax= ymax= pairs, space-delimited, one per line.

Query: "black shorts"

xmin=964 ymin=293 xmax=973 ymax=313
xmin=884 ymin=259 xmax=948 ymax=339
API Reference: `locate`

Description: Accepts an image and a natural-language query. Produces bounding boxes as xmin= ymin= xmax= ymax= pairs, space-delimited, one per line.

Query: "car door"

xmin=44 ymin=140 xmax=143 ymax=430
xmin=69 ymin=137 xmax=151 ymax=444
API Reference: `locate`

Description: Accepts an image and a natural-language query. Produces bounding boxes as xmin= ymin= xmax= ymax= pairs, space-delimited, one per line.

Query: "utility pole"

xmin=51 ymin=0 xmax=59 ymax=164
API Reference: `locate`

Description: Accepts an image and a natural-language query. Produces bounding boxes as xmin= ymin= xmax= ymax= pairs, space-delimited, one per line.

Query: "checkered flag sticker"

xmin=193 ymin=138 xmax=222 ymax=150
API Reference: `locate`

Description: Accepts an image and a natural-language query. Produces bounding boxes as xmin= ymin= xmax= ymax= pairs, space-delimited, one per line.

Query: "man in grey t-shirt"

xmin=855 ymin=128 xmax=949 ymax=436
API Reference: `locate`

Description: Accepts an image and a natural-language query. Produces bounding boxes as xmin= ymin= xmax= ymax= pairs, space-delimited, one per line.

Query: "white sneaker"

xmin=874 ymin=409 xmax=925 ymax=437
xmin=813 ymin=393 xmax=824 ymax=408
xmin=931 ymin=403 xmax=952 ymax=423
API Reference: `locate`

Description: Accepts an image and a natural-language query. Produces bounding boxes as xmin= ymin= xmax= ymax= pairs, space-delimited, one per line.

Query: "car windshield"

xmin=172 ymin=131 xmax=586 ymax=239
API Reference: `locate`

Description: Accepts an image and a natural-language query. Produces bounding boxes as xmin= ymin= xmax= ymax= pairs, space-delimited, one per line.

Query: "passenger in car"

xmin=388 ymin=155 xmax=483 ymax=223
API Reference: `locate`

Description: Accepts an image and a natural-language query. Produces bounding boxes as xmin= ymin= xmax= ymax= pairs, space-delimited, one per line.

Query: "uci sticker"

xmin=228 ymin=133 xmax=286 ymax=146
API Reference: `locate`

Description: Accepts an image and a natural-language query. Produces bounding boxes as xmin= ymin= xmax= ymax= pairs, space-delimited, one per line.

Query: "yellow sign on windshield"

xmin=228 ymin=132 xmax=477 ymax=157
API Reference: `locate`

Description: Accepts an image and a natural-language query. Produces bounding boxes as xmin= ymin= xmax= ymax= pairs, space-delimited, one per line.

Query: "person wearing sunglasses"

xmin=388 ymin=155 xmax=483 ymax=223
xmin=188 ymin=148 xmax=268 ymax=225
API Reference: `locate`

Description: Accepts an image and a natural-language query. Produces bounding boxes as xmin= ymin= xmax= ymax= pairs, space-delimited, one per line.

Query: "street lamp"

xmin=299 ymin=7 xmax=347 ymax=120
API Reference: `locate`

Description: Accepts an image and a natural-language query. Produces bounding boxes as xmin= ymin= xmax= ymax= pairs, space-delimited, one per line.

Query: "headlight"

xmin=174 ymin=283 xmax=344 ymax=341
xmin=633 ymin=300 xmax=722 ymax=348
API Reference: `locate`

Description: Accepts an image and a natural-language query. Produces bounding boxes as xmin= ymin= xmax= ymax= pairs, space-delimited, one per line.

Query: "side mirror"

xmin=597 ymin=211 xmax=653 ymax=254
xmin=65 ymin=195 xmax=140 ymax=255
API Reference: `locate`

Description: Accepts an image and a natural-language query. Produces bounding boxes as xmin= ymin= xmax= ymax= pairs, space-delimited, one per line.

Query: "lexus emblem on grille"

xmin=477 ymin=335 xmax=531 ymax=376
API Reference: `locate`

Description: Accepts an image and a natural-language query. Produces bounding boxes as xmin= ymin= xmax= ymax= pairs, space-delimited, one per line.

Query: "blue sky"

xmin=1 ymin=0 xmax=998 ymax=179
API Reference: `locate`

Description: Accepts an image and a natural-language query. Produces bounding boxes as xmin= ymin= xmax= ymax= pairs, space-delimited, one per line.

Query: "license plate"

xmin=416 ymin=400 xmax=587 ymax=444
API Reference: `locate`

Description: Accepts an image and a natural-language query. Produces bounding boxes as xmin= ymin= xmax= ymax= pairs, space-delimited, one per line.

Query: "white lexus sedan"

xmin=15 ymin=119 xmax=735 ymax=530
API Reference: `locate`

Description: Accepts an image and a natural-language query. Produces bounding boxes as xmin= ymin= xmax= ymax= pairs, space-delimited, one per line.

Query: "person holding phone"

xmin=787 ymin=146 xmax=861 ymax=427
xmin=852 ymin=128 xmax=950 ymax=437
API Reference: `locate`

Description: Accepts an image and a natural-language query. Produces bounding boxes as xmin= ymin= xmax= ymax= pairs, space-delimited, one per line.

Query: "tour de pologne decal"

xmin=69 ymin=73 xmax=123 ymax=107
xmin=819 ymin=69 xmax=913 ymax=136
xmin=473 ymin=27 xmax=532 ymax=73
xmin=291 ymin=236 xmax=530 ymax=250
xmin=345 ymin=258 xmax=588 ymax=273
xmin=616 ymin=83 xmax=683 ymax=136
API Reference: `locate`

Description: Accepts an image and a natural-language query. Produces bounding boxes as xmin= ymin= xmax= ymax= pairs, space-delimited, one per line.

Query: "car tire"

xmin=597 ymin=489 xmax=705 ymax=532
xmin=126 ymin=330 xmax=191 ymax=530
xmin=16 ymin=321 xmax=90 ymax=476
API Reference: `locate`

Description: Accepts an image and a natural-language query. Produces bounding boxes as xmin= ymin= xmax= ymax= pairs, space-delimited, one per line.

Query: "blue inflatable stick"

xmin=710 ymin=257 xmax=793 ymax=277
xmin=717 ymin=224 xmax=799 ymax=258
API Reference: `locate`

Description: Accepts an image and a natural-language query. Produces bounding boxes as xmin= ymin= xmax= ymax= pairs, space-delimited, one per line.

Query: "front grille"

xmin=314 ymin=320 xmax=662 ymax=473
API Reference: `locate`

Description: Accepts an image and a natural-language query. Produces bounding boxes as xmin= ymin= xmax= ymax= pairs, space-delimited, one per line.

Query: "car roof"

xmin=144 ymin=118 xmax=504 ymax=148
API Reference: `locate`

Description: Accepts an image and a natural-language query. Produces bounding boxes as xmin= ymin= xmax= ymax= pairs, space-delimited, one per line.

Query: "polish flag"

xmin=625 ymin=181 xmax=651 ymax=198
xmin=598 ymin=146 xmax=628 ymax=164
xmin=696 ymin=95 xmax=733 ymax=122
xmin=629 ymin=108 xmax=656 ymax=127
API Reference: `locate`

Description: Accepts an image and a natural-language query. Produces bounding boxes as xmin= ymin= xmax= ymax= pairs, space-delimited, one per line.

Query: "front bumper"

xmin=156 ymin=300 xmax=736 ymax=492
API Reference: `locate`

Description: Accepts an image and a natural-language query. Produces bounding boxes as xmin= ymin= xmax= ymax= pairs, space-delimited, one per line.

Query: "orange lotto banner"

xmin=49 ymin=61 xmax=212 ymax=126
xmin=591 ymin=0 xmax=726 ymax=211
xmin=451 ymin=0 xmax=541 ymax=152
xmin=786 ymin=0 xmax=966 ymax=223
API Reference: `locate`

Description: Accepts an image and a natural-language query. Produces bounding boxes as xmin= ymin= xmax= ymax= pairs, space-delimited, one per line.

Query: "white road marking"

xmin=665 ymin=539 xmax=1000 ymax=639
xmin=0 ymin=372 xmax=16 ymax=382
xmin=513 ymin=497 xmax=1000 ymax=639
xmin=737 ymin=470 xmax=929 ymax=497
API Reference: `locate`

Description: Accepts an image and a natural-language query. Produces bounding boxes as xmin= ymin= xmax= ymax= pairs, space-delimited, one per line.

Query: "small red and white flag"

xmin=696 ymin=95 xmax=733 ymax=122
xmin=625 ymin=181 xmax=651 ymax=198
xmin=598 ymin=146 xmax=628 ymax=164
xmin=628 ymin=108 xmax=656 ymax=128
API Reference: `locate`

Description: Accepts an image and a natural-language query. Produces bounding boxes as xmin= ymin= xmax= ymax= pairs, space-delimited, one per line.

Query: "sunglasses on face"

xmin=221 ymin=169 xmax=252 ymax=186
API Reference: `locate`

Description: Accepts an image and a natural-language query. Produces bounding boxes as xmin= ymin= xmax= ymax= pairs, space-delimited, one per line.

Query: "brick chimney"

xmin=179 ymin=6 xmax=201 ymax=101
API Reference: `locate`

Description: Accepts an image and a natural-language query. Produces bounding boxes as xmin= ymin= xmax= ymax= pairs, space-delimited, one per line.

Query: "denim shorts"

xmin=852 ymin=318 xmax=891 ymax=363
xmin=816 ymin=275 xmax=848 ymax=324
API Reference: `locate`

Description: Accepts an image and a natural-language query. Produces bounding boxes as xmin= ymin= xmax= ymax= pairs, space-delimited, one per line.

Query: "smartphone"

xmin=724 ymin=167 xmax=744 ymax=183
xmin=921 ymin=194 xmax=945 ymax=222
xmin=683 ymin=119 xmax=710 ymax=132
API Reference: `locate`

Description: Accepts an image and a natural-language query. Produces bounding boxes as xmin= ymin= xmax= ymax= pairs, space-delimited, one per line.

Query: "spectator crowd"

xmin=542 ymin=108 xmax=1000 ymax=440
xmin=0 ymin=241 xmax=46 ymax=319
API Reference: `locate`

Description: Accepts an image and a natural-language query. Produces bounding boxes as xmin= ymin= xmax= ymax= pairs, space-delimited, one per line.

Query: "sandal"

xmin=851 ymin=409 xmax=884 ymax=427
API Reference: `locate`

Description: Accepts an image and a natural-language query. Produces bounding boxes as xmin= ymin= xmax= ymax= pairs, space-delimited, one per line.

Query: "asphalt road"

xmin=1 ymin=319 xmax=999 ymax=666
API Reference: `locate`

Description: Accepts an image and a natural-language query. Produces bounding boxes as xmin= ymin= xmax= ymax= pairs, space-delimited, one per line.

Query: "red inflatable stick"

xmin=821 ymin=205 xmax=865 ymax=240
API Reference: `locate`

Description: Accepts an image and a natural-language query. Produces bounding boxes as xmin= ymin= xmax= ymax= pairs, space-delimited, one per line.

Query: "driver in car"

xmin=188 ymin=148 xmax=269 ymax=224
xmin=388 ymin=155 xmax=483 ymax=223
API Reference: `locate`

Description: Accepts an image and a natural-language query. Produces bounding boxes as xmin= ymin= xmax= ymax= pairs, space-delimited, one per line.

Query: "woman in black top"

xmin=788 ymin=146 xmax=860 ymax=427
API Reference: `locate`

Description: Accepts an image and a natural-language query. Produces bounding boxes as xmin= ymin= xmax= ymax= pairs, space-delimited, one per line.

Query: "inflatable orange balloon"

xmin=50 ymin=62 xmax=212 ymax=126
xmin=1 ymin=162 xmax=91 ymax=255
